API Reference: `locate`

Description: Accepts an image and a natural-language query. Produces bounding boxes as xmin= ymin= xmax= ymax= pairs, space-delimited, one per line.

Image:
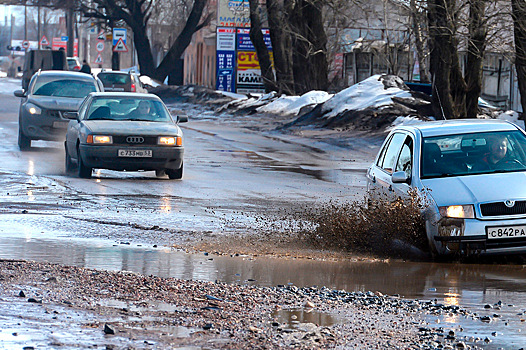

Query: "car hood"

xmin=82 ymin=120 xmax=181 ymax=135
xmin=422 ymin=172 xmax=526 ymax=205
xmin=29 ymin=96 xmax=84 ymax=111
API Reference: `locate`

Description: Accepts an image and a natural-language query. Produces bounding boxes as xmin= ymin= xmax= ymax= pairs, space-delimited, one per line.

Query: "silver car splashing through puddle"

xmin=367 ymin=119 xmax=526 ymax=256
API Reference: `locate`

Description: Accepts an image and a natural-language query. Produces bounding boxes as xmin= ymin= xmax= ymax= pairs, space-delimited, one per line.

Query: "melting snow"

xmin=321 ymin=75 xmax=412 ymax=118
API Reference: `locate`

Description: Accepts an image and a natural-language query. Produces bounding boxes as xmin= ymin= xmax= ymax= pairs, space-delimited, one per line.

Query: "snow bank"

xmin=321 ymin=75 xmax=412 ymax=118
xmin=257 ymin=91 xmax=332 ymax=115
xmin=497 ymin=110 xmax=525 ymax=130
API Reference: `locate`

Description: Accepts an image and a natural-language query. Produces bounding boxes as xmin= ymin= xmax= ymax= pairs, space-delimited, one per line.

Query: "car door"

xmin=367 ymin=132 xmax=413 ymax=201
xmin=66 ymin=96 xmax=92 ymax=160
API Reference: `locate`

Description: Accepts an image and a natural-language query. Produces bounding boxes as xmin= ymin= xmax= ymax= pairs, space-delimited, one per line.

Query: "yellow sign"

xmin=237 ymin=51 xmax=274 ymax=71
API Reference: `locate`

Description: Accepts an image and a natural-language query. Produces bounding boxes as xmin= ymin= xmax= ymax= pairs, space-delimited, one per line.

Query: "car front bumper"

xmin=429 ymin=216 xmax=526 ymax=255
xmin=79 ymin=144 xmax=184 ymax=171
xmin=20 ymin=111 xmax=70 ymax=141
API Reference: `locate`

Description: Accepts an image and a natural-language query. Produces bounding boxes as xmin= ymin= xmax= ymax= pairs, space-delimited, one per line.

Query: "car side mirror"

xmin=176 ymin=115 xmax=188 ymax=123
xmin=392 ymin=171 xmax=410 ymax=184
xmin=14 ymin=89 xmax=25 ymax=97
xmin=63 ymin=111 xmax=79 ymax=120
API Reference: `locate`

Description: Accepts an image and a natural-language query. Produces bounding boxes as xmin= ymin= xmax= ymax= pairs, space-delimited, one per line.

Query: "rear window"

xmin=98 ymin=73 xmax=131 ymax=85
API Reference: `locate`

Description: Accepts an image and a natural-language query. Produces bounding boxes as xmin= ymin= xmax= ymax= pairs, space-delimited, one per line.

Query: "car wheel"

xmin=166 ymin=163 xmax=183 ymax=180
xmin=77 ymin=149 xmax=92 ymax=179
xmin=65 ymin=143 xmax=75 ymax=175
xmin=155 ymin=169 xmax=166 ymax=177
xmin=18 ymin=127 xmax=31 ymax=151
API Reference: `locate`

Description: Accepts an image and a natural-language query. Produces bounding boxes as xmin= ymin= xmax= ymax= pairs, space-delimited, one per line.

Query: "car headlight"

xmin=158 ymin=136 xmax=182 ymax=146
xmin=87 ymin=135 xmax=113 ymax=144
xmin=439 ymin=205 xmax=475 ymax=219
xmin=26 ymin=103 xmax=41 ymax=115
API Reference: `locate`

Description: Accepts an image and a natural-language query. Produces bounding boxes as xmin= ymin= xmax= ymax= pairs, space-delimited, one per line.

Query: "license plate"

xmin=118 ymin=149 xmax=152 ymax=157
xmin=53 ymin=121 xmax=69 ymax=128
xmin=487 ymin=225 xmax=526 ymax=239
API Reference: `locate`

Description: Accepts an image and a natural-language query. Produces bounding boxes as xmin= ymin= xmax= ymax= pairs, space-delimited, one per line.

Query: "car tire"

xmin=77 ymin=149 xmax=92 ymax=179
xmin=65 ymin=143 xmax=75 ymax=175
xmin=166 ymin=163 xmax=183 ymax=180
xmin=155 ymin=169 xmax=166 ymax=177
xmin=18 ymin=127 xmax=31 ymax=151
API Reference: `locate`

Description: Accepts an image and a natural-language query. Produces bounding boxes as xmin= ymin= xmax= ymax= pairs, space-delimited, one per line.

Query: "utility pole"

xmin=24 ymin=4 xmax=27 ymax=42
xmin=67 ymin=6 xmax=74 ymax=57
xmin=37 ymin=5 xmax=41 ymax=48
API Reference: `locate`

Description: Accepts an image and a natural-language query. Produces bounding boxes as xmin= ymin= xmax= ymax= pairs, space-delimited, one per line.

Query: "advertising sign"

xmin=236 ymin=28 xmax=272 ymax=51
xmin=235 ymin=28 xmax=273 ymax=93
xmin=216 ymin=28 xmax=236 ymax=92
xmin=217 ymin=0 xmax=250 ymax=27
xmin=52 ymin=37 xmax=78 ymax=56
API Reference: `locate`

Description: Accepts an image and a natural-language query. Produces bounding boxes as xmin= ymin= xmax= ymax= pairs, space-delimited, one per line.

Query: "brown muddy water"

xmin=0 ymin=223 xmax=525 ymax=348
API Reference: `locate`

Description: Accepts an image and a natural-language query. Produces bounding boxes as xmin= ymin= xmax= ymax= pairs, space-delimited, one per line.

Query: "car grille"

xmin=480 ymin=201 xmax=526 ymax=216
xmin=113 ymin=136 xmax=157 ymax=145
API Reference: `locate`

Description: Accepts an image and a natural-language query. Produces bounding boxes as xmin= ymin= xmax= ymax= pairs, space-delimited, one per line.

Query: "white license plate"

xmin=487 ymin=225 xmax=526 ymax=239
xmin=118 ymin=149 xmax=152 ymax=157
xmin=53 ymin=121 xmax=69 ymax=128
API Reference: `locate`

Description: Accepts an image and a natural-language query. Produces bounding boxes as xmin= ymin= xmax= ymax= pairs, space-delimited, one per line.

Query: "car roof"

xmin=395 ymin=119 xmax=520 ymax=137
xmin=37 ymin=70 xmax=95 ymax=81
xmin=88 ymin=92 xmax=158 ymax=100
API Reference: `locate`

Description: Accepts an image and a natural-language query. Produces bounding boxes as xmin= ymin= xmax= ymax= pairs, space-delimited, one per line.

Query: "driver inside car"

xmin=129 ymin=100 xmax=153 ymax=120
xmin=473 ymin=134 xmax=519 ymax=171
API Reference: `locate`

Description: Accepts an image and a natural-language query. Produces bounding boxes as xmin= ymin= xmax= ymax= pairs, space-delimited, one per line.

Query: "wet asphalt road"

xmin=0 ymin=78 xmax=525 ymax=349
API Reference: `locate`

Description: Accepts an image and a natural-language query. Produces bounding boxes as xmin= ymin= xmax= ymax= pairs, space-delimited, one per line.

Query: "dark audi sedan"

xmin=64 ymin=92 xmax=187 ymax=179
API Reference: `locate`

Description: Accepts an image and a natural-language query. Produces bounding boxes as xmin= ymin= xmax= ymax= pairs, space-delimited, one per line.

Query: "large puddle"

xmin=0 ymin=219 xmax=525 ymax=348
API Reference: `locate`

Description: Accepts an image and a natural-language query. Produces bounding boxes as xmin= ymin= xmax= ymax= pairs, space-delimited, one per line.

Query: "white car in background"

xmin=367 ymin=119 xmax=526 ymax=256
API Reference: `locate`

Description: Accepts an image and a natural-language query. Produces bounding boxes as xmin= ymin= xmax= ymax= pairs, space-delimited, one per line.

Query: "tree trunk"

xmin=152 ymin=0 xmax=208 ymax=82
xmin=512 ymin=0 xmax=526 ymax=119
xmin=465 ymin=0 xmax=486 ymax=118
xmin=248 ymin=0 xmax=276 ymax=92
xmin=410 ymin=0 xmax=429 ymax=83
xmin=428 ymin=0 xmax=456 ymax=119
xmin=266 ymin=0 xmax=294 ymax=94
xmin=130 ymin=23 xmax=155 ymax=76
xmin=289 ymin=0 xmax=328 ymax=94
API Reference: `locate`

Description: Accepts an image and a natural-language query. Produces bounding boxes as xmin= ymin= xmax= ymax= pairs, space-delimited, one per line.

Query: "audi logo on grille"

xmin=126 ymin=136 xmax=144 ymax=144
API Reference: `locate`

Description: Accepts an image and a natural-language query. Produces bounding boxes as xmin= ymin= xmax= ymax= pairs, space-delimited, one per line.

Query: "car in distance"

xmin=366 ymin=119 xmax=526 ymax=257
xmin=96 ymin=70 xmax=147 ymax=93
xmin=67 ymin=57 xmax=81 ymax=71
xmin=64 ymin=92 xmax=187 ymax=179
xmin=14 ymin=70 xmax=104 ymax=150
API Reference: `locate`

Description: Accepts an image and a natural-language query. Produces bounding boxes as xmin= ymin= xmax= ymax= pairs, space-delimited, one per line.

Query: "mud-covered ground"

xmin=1 ymin=259 xmax=482 ymax=349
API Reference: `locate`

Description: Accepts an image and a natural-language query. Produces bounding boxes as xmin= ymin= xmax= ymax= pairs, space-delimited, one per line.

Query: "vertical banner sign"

xmin=235 ymin=28 xmax=272 ymax=94
xmin=216 ymin=27 xmax=236 ymax=92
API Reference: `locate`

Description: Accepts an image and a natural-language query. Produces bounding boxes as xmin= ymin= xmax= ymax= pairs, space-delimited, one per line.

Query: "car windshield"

xmin=98 ymin=73 xmax=131 ymax=85
xmin=86 ymin=97 xmax=173 ymax=122
xmin=32 ymin=77 xmax=97 ymax=98
xmin=421 ymin=130 xmax=526 ymax=178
